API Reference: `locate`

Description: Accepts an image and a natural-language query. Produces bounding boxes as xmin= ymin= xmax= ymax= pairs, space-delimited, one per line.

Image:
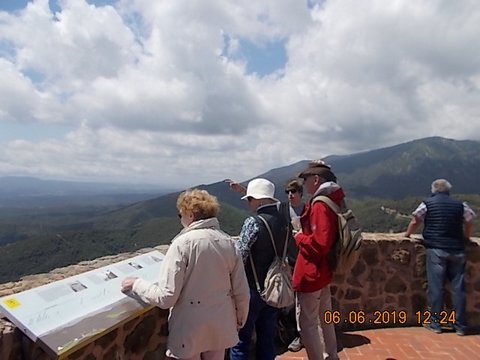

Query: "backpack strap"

xmin=312 ymin=195 xmax=340 ymax=214
xmin=257 ymin=215 xmax=279 ymax=256
xmin=258 ymin=215 xmax=290 ymax=260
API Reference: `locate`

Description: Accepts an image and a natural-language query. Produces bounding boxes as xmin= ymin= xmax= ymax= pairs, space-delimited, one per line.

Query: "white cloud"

xmin=11 ymin=0 xmax=138 ymax=86
xmin=261 ymin=0 xmax=480 ymax=153
xmin=1 ymin=0 xmax=480 ymax=187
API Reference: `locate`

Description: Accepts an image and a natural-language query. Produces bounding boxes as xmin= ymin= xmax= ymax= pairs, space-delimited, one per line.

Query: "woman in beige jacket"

xmin=122 ymin=189 xmax=250 ymax=360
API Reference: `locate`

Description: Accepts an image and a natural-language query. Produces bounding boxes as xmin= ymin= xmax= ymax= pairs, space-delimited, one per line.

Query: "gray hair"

xmin=431 ymin=179 xmax=452 ymax=194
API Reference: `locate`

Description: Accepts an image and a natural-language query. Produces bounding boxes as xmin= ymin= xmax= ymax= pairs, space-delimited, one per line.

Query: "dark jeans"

xmin=426 ymin=248 xmax=466 ymax=330
xmin=229 ymin=288 xmax=279 ymax=360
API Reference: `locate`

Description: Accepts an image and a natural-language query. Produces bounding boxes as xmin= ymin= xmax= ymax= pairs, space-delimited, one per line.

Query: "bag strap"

xmin=249 ymin=254 xmax=262 ymax=294
xmin=313 ymin=196 xmax=344 ymax=257
xmin=312 ymin=195 xmax=340 ymax=214
xmin=249 ymin=215 xmax=289 ymax=293
xmin=257 ymin=215 xmax=279 ymax=256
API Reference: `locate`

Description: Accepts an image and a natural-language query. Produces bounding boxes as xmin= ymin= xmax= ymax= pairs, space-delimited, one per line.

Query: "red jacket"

xmin=293 ymin=186 xmax=345 ymax=292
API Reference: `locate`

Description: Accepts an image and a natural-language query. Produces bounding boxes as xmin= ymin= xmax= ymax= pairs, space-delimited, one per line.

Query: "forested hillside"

xmin=1 ymin=136 xmax=479 ymax=282
xmin=1 ymin=194 xmax=478 ymax=283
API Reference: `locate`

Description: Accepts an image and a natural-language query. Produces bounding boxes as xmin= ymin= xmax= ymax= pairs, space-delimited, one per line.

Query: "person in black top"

xmin=229 ymin=178 xmax=290 ymax=360
xmin=226 ymin=178 xmax=305 ymax=352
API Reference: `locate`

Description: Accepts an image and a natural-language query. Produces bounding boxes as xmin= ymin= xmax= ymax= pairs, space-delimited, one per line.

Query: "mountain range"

xmin=101 ymin=136 xmax=480 ymax=224
xmin=1 ymin=136 xmax=479 ymax=282
xmin=253 ymin=136 xmax=480 ymax=199
xmin=0 ymin=176 xmax=174 ymax=208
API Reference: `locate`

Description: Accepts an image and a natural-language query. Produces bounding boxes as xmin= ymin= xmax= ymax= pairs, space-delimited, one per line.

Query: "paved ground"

xmin=277 ymin=326 xmax=480 ymax=360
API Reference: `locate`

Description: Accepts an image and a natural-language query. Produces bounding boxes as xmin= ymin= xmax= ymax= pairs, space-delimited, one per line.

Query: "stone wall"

xmin=1 ymin=235 xmax=480 ymax=359
xmin=331 ymin=234 xmax=480 ymax=330
xmin=3 ymin=308 xmax=169 ymax=360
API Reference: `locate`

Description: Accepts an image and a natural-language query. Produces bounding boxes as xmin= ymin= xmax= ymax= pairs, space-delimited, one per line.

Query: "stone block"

xmin=410 ymin=280 xmax=425 ymax=292
xmin=364 ymin=298 xmax=385 ymax=313
xmin=385 ymin=295 xmax=395 ymax=303
xmin=413 ymin=253 xmax=426 ymax=277
xmin=474 ymin=279 xmax=480 ymax=291
xmin=385 ymin=275 xmax=407 ymax=294
xmin=391 ymin=249 xmax=411 ymax=265
xmin=398 ymin=295 xmax=408 ymax=308
xmin=361 ymin=247 xmax=379 ymax=266
xmin=125 ymin=314 xmax=156 ymax=354
xmin=367 ymin=284 xmax=378 ymax=297
xmin=345 ymin=289 xmax=362 ymax=300
xmin=411 ymin=293 xmax=427 ymax=312
xmin=368 ymin=269 xmax=386 ymax=282
xmin=346 ymin=275 xmax=362 ymax=288
xmin=350 ymin=260 xmax=366 ymax=277
xmin=466 ymin=242 xmax=480 ymax=263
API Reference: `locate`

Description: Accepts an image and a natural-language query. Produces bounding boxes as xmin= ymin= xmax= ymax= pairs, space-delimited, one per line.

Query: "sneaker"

xmin=453 ymin=325 xmax=466 ymax=336
xmin=287 ymin=337 xmax=303 ymax=352
xmin=423 ymin=323 xmax=442 ymax=334
xmin=325 ymin=356 xmax=340 ymax=360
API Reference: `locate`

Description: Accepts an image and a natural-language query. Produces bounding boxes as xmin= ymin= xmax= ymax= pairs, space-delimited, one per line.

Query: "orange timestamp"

xmin=324 ymin=310 xmax=408 ymax=325
xmin=415 ymin=310 xmax=456 ymax=325
xmin=323 ymin=310 xmax=456 ymax=325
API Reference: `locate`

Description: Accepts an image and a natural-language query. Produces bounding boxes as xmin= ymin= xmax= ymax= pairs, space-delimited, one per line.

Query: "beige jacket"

xmin=133 ymin=217 xmax=250 ymax=359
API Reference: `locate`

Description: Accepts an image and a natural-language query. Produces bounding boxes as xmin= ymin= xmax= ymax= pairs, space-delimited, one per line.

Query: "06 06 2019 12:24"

xmin=323 ymin=310 xmax=456 ymax=325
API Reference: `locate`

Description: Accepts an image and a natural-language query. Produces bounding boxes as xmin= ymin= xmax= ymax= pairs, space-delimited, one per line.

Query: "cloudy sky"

xmin=1 ymin=0 xmax=479 ymax=188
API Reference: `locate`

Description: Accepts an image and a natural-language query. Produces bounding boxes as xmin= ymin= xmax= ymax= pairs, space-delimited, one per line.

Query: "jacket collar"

xmin=256 ymin=203 xmax=278 ymax=214
xmin=172 ymin=217 xmax=220 ymax=243
xmin=312 ymin=181 xmax=341 ymax=197
xmin=187 ymin=217 xmax=220 ymax=231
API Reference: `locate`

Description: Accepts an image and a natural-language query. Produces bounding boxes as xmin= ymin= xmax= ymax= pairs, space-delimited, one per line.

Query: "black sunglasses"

xmin=285 ymin=189 xmax=298 ymax=194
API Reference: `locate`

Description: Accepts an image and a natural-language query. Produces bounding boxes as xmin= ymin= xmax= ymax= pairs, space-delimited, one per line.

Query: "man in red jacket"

xmin=294 ymin=160 xmax=343 ymax=360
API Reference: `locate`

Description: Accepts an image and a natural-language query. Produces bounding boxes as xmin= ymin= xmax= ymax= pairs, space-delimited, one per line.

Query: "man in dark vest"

xmin=405 ymin=179 xmax=476 ymax=335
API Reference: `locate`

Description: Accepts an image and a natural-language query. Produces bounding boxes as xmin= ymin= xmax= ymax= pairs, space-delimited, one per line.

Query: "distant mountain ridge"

xmin=100 ymin=136 xmax=480 ymax=226
xmin=326 ymin=136 xmax=480 ymax=198
xmin=3 ymin=136 xmax=478 ymax=209
xmin=0 ymin=176 xmax=176 ymax=208
xmin=1 ymin=136 xmax=479 ymax=282
xmin=0 ymin=176 xmax=170 ymax=195
xmin=247 ymin=136 xmax=480 ymax=200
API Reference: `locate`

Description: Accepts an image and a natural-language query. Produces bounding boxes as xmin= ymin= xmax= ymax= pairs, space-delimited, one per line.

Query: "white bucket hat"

xmin=241 ymin=178 xmax=279 ymax=202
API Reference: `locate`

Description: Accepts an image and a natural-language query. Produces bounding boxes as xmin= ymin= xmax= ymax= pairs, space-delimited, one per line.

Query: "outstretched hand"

xmin=225 ymin=179 xmax=247 ymax=196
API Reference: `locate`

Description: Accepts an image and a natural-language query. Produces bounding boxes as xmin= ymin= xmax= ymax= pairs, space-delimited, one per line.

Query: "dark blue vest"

xmin=245 ymin=204 xmax=289 ymax=291
xmin=422 ymin=192 xmax=464 ymax=250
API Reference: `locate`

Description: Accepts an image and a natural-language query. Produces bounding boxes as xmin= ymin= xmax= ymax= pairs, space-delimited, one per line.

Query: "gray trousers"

xmin=296 ymin=286 xmax=338 ymax=360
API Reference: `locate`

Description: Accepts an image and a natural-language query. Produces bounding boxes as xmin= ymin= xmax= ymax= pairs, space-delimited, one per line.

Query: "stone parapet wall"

xmin=332 ymin=234 xmax=480 ymax=330
xmin=7 ymin=308 xmax=169 ymax=360
xmin=1 ymin=235 xmax=480 ymax=359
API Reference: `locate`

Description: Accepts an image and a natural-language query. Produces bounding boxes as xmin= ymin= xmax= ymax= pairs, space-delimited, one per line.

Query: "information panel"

xmin=0 ymin=250 xmax=165 ymax=359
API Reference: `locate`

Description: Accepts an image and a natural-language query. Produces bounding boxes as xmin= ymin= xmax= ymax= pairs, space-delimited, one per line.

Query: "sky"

xmin=1 ymin=0 xmax=479 ymax=188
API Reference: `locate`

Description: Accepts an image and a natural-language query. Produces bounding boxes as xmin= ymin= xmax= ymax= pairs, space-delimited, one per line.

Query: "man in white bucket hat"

xmin=230 ymin=178 xmax=289 ymax=360
xmin=240 ymin=178 xmax=279 ymax=203
xmin=226 ymin=177 xmax=305 ymax=352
